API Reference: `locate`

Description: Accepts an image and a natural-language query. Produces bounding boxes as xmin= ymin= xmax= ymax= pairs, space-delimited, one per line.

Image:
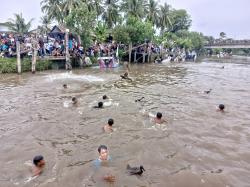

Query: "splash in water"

xmin=46 ymin=72 xmax=104 ymax=82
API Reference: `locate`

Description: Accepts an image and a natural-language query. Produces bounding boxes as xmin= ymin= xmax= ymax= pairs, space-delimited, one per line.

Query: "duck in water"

xmin=126 ymin=164 xmax=145 ymax=175
xmin=204 ymin=89 xmax=212 ymax=94
xmin=135 ymin=97 xmax=145 ymax=102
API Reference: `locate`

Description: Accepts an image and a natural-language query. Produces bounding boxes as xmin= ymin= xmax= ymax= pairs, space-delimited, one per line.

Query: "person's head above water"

xmin=108 ymin=119 xmax=114 ymax=126
xmin=103 ymin=95 xmax=108 ymax=100
xmin=98 ymin=102 xmax=103 ymax=108
xmin=72 ymin=97 xmax=77 ymax=104
xmin=33 ymin=155 xmax=45 ymax=167
xmin=63 ymin=84 xmax=67 ymax=88
xmin=218 ymin=104 xmax=225 ymax=111
xmin=98 ymin=145 xmax=108 ymax=160
xmin=156 ymin=112 xmax=162 ymax=119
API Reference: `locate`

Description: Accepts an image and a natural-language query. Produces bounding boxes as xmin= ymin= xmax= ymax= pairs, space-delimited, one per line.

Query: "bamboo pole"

xmin=129 ymin=42 xmax=132 ymax=64
xmin=134 ymin=51 xmax=137 ymax=63
xmin=31 ymin=37 xmax=38 ymax=73
xmin=65 ymin=29 xmax=72 ymax=70
xmin=16 ymin=41 xmax=21 ymax=74
xmin=143 ymin=53 xmax=146 ymax=63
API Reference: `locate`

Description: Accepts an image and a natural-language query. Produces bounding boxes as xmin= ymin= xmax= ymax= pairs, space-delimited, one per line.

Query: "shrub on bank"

xmin=0 ymin=58 xmax=52 ymax=73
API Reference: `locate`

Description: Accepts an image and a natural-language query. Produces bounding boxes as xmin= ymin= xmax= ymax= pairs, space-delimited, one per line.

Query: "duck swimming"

xmin=135 ymin=97 xmax=145 ymax=102
xmin=126 ymin=164 xmax=145 ymax=175
xmin=204 ymin=89 xmax=212 ymax=94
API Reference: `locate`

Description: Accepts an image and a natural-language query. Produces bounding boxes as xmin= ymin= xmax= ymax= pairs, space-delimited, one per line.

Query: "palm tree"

xmin=146 ymin=0 xmax=159 ymax=27
xmin=220 ymin=32 xmax=226 ymax=39
xmin=0 ymin=13 xmax=34 ymax=35
xmin=121 ymin=0 xmax=147 ymax=19
xmin=41 ymin=0 xmax=64 ymax=24
xmin=37 ymin=15 xmax=52 ymax=35
xmin=89 ymin=0 xmax=104 ymax=20
xmin=158 ymin=3 xmax=172 ymax=34
xmin=102 ymin=0 xmax=120 ymax=28
xmin=62 ymin=0 xmax=83 ymax=14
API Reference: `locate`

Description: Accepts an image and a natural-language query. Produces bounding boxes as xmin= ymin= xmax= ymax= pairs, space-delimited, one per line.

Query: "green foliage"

xmin=89 ymin=56 xmax=98 ymax=64
xmin=65 ymin=5 xmax=97 ymax=48
xmin=121 ymin=0 xmax=147 ymax=19
xmin=0 ymin=58 xmax=52 ymax=73
xmin=113 ymin=16 xmax=154 ymax=44
xmin=102 ymin=0 xmax=120 ymax=29
xmin=168 ymin=9 xmax=191 ymax=33
xmin=159 ymin=30 xmax=204 ymax=50
xmin=94 ymin=22 xmax=109 ymax=43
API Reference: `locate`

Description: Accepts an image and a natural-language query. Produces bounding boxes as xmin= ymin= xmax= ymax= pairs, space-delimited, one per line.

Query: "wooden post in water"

xmin=129 ymin=42 xmax=132 ymax=64
xmin=65 ymin=29 xmax=72 ymax=70
xmin=31 ymin=36 xmax=38 ymax=73
xmin=134 ymin=51 xmax=137 ymax=63
xmin=16 ymin=41 xmax=21 ymax=74
xmin=143 ymin=53 xmax=146 ymax=63
xmin=148 ymin=43 xmax=152 ymax=63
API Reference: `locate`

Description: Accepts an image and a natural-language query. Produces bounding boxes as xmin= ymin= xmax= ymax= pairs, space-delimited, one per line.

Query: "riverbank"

xmin=0 ymin=58 xmax=53 ymax=73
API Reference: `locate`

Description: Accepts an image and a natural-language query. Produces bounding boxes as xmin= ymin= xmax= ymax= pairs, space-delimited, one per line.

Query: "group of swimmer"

xmin=30 ymin=70 xmax=225 ymax=183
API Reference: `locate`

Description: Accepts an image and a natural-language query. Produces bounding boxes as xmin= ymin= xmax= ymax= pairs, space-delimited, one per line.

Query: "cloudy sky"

xmin=1 ymin=0 xmax=249 ymax=39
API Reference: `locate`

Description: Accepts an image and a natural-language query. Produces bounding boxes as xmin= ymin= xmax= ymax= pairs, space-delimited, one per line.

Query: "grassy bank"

xmin=0 ymin=58 xmax=53 ymax=73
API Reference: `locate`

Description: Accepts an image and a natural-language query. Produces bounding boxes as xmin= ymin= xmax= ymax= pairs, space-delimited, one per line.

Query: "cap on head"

xmin=219 ymin=104 xmax=225 ymax=110
xmin=33 ymin=155 xmax=44 ymax=166
xmin=108 ymin=118 xmax=114 ymax=126
xmin=156 ymin=112 xmax=162 ymax=119
xmin=98 ymin=145 xmax=107 ymax=153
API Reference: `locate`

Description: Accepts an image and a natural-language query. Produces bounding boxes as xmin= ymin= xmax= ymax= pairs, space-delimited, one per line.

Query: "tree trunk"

xmin=16 ymin=41 xmax=21 ymax=74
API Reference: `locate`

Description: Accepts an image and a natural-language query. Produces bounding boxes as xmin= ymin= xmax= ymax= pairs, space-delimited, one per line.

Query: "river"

xmin=0 ymin=59 xmax=250 ymax=187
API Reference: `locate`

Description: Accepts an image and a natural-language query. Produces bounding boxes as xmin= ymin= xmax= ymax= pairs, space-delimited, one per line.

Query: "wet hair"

xmin=63 ymin=84 xmax=67 ymax=88
xmin=103 ymin=95 xmax=108 ymax=100
xmin=98 ymin=145 xmax=108 ymax=153
xmin=98 ymin=102 xmax=103 ymax=108
xmin=72 ymin=97 xmax=77 ymax=103
xmin=156 ymin=112 xmax=162 ymax=119
xmin=108 ymin=119 xmax=114 ymax=126
xmin=219 ymin=104 xmax=225 ymax=110
xmin=33 ymin=155 xmax=44 ymax=166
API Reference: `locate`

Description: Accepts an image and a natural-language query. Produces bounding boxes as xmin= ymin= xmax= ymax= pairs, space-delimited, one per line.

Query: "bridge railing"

xmin=205 ymin=39 xmax=250 ymax=46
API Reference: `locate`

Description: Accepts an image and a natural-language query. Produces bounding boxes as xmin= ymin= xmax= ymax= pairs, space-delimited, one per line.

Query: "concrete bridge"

xmin=204 ymin=39 xmax=250 ymax=49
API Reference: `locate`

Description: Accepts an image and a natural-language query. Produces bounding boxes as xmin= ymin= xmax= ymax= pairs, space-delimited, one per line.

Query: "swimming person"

xmin=63 ymin=84 xmax=67 ymax=89
xmin=32 ymin=155 xmax=45 ymax=176
xmin=217 ymin=104 xmax=225 ymax=112
xmin=93 ymin=145 xmax=115 ymax=182
xmin=94 ymin=102 xmax=104 ymax=109
xmin=120 ymin=72 xmax=132 ymax=81
xmin=104 ymin=119 xmax=114 ymax=133
xmin=103 ymin=95 xmax=108 ymax=100
xmin=153 ymin=112 xmax=166 ymax=124
xmin=72 ymin=97 xmax=78 ymax=105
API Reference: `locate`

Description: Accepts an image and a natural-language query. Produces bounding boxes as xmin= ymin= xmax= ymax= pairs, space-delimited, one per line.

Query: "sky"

xmin=0 ymin=0 xmax=250 ymax=39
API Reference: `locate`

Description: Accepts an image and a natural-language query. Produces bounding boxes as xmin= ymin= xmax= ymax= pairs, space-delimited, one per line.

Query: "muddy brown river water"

xmin=0 ymin=60 xmax=250 ymax=187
